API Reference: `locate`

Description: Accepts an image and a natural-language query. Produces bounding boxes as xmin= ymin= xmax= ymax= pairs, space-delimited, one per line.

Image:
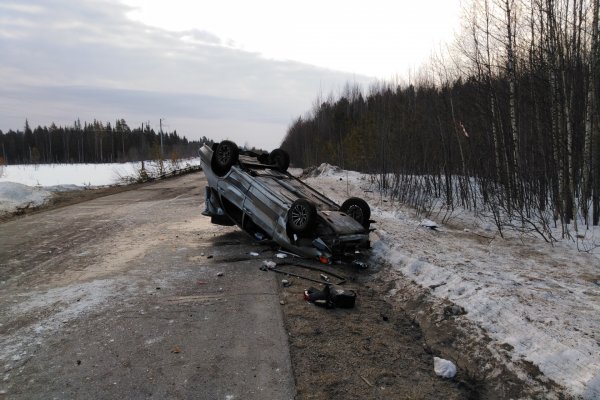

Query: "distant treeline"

xmin=0 ymin=119 xmax=210 ymax=164
xmin=282 ymin=0 xmax=600 ymax=232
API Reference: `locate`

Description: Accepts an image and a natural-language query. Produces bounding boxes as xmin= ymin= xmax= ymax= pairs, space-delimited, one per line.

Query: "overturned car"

xmin=199 ymin=140 xmax=372 ymax=260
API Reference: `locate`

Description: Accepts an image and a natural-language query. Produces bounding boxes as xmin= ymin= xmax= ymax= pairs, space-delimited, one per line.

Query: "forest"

xmin=0 ymin=119 xmax=207 ymax=165
xmin=281 ymin=0 xmax=600 ymax=236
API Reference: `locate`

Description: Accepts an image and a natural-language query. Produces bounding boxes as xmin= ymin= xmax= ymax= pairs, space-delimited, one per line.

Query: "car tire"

xmin=340 ymin=197 xmax=371 ymax=228
xmin=269 ymin=149 xmax=290 ymax=172
xmin=212 ymin=140 xmax=239 ymax=176
xmin=287 ymin=199 xmax=317 ymax=234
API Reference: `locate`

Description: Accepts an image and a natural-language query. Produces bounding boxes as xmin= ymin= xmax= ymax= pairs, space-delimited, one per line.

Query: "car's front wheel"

xmin=287 ymin=199 xmax=316 ymax=234
xmin=212 ymin=140 xmax=239 ymax=176
xmin=340 ymin=197 xmax=371 ymax=229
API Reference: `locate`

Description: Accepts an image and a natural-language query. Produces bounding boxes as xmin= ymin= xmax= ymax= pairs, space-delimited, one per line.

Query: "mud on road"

xmin=0 ymin=172 xmax=534 ymax=399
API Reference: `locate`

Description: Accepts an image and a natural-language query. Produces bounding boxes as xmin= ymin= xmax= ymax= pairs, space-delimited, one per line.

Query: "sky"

xmin=0 ymin=0 xmax=463 ymax=150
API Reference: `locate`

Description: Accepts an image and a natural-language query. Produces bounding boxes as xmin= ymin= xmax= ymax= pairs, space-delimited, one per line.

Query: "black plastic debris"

xmin=304 ymin=285 xmax=356 ymax=309
xmin=326 ymin=284 xmax=356 ymax=308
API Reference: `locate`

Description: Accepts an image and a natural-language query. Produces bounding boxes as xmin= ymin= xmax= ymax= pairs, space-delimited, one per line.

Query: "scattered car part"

xmin=352 ymin=260 xmax=369 ymax=269
xmin=266 ymin=261 xmax=347 ymax=285
xmin=304 ymin=284 xmax=356 ymax=309
xmin=325 ymin=284 xmax=356 ymax=308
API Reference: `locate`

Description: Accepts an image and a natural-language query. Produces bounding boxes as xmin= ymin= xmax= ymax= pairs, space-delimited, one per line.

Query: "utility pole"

xmin=160 ymin=118 xmax=164 ymax=159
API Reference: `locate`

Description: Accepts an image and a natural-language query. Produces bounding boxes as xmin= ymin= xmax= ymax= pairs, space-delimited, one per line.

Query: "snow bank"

xmin=0 ymin=158 xmax=200 ymax=214
xmin=0 ymin=163 xmax=140 ymax=187
xmin=303 ymin=162 xmax=343 ymax=177
xmin=302 ymin=164 xmax=600 ymax=399
xmin=0 ymin=182 xmax=51 ymax=213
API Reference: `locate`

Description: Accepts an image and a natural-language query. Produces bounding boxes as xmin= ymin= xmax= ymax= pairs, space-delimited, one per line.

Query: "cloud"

xmin=0 ymin=0 xmax=374 ymax=149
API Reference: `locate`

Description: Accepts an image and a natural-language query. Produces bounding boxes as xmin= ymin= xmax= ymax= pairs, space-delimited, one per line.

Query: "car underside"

xmin=199 ymin=141 xmax=372 ymax=261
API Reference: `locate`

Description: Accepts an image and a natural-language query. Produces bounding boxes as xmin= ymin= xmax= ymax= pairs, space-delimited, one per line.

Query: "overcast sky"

xmin=0 ymin=0 xmax=462 ymax=150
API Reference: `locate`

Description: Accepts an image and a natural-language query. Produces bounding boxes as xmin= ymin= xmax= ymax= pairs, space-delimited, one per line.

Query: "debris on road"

xmin=265 ymin=262 xmax=346 ymax=285
xmin=303 ymin=285 xmax=356 ymax=309
xmin=249 ymin=251 xmax=260 ymax=256
xmin=420 ymin=219 xmax=440 ymax=230
xmin=276 ymin=253 xmax=288 ymax=259
xmin=304 ymin=287 xmax=327 ymax=303
xmin=217 ymin=272 xmax=224 ymax=277
xmin=352 ymin=260 xmax=369 ymax=269
xmin=282 ymin=279 xmax=291 ymax=287
xmin=260 ymin=260 xmax=277 ymax=271
xmin=326 ymin=285 xmax=356 ymax=308
xmin=360 ymin=375 xmax=374 ymax=387
xmin=171 ymin=346 xmax=182 ymax=354
xmin=433 ymin=357 xmax=457 ymax=378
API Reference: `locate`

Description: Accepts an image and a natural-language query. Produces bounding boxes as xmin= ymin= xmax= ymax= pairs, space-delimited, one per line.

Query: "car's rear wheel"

xmin=287 ymin=199 xmax=316 ymax=234
xmin=212 ymin=140 xmax=239 ymax=176
xmin=269 ymin=149 xmax=290 ymax=172
xmin=340 ymin=197 xmax=371 ymax=228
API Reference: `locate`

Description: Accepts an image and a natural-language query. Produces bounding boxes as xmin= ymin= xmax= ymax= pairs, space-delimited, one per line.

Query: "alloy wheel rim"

xmin=217 ymin=146 xmax=231 ymax=164
xmin=291 ymin=205 xmax=308 ymax=227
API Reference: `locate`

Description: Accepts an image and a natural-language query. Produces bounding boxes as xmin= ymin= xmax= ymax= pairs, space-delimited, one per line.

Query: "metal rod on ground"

xmin=271 ymin=262 xmax=347 ymax=285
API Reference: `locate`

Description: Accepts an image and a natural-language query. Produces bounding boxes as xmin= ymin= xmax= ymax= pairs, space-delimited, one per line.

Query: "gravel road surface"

xmin=0 ymin=173 xmax=295 ymax=399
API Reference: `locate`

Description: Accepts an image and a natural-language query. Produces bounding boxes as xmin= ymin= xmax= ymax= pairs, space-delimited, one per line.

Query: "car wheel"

xmin=269 ymin=149 xmax=290 ymax=172
xmin=212 ymin=140 xmax=239 ymax=176
xmin=287 ymin=199 xmax=317 ymax=234
xmin=340 ymin=197 xmax=371 ymax=228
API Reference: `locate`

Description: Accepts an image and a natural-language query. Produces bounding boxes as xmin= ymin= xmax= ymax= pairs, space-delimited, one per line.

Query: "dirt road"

xmin=0 ymin=174 xmax=294 ymax=399
xmin=1 ymin=172 xmax=510 ymax=399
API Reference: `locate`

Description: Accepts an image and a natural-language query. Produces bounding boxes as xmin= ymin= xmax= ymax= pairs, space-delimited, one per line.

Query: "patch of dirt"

xmin=275 ymin=255 xmax=574 ymax=399
xmin=277 ymin=263 xmax=481 ymax=400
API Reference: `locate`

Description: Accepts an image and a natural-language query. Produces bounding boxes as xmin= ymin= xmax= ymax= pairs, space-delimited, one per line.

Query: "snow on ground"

xmin=0 ymin=158 xmax=200 ymax=214
xmin=2 ymin=160 xmax=599 ymax=396
xmin=303 ymin=163 xmax=600 ymax=399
